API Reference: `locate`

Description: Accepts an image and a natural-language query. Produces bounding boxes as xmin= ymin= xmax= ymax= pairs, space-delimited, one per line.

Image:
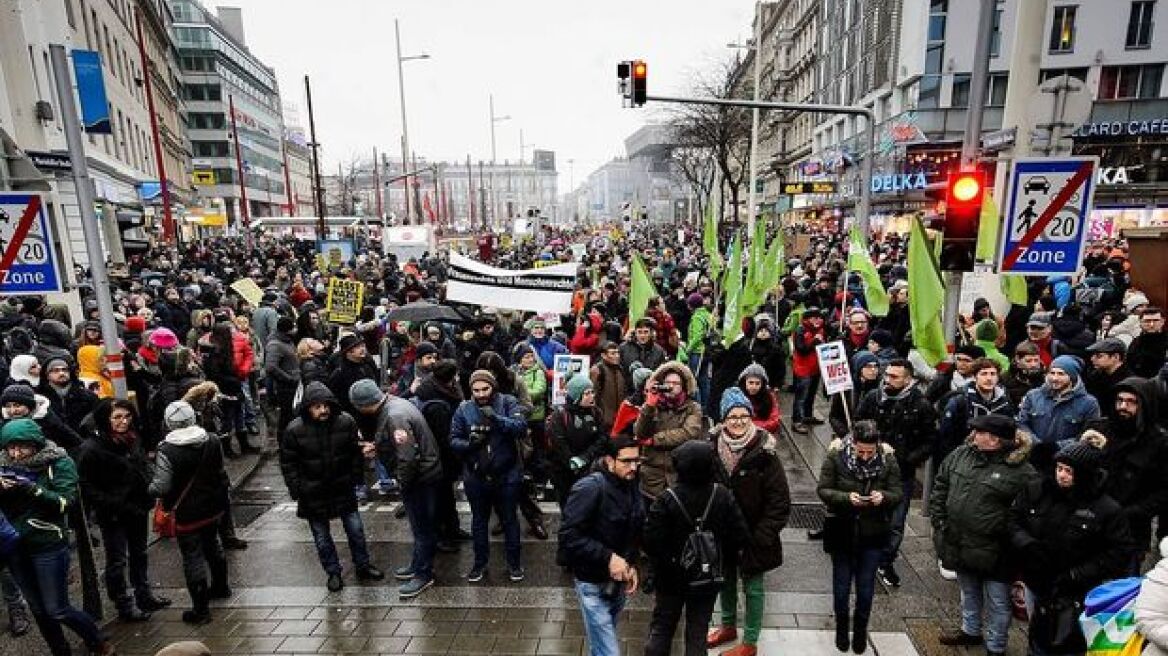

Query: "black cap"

xmin=277 ymin=316 xmax=296 ymax=333
xmin=415 ymin=342 xmax=440 ymax=359
xmin=339 ymin=334 xmax=363 ymax=353
xmin=968 ymin=414 xmax=1017 ymax=443
xmin=1086 ymin=338 xmax=1127 ymax=356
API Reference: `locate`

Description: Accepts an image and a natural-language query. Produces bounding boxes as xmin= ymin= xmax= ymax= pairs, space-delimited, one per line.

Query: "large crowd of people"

xmin=0 ymin=222 xmax=1161 ymax=656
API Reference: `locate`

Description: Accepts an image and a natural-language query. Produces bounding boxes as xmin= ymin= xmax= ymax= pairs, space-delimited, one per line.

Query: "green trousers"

xmin=719 ymin=566 xmax=765 ymax=644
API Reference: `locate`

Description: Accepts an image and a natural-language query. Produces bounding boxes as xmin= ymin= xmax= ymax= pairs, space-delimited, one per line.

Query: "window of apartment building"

xmin=64 ymin=0 xmax=75 ymax=29
xmin=1049 ymin=6 xmax=1077 ymax=53
xmin=990 ymin=3 xmax=1004 ymax=57
xmin=1127 ymin=1 xmax=1156 ymax=48
xmin=1041 ymin=67 xmax=1090 ymax=83
xmin=986 ymin=73 xmax=1009 ymax=105
xmin=918 ymin=75 xmax=942 ymax=109
xmin=1099 ymin=64 xmax=1164 ymax=99
xmin=951 ymin=74 xmax=971 ymax=107
xmin=189 ymin=113 xmax=226 ymax=130
xmin=192 ymin=141 xmax=229 ymax=158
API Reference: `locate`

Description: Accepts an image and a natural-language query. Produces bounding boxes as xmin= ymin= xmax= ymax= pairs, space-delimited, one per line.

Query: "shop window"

xmin=1099 ymin=64 xmax=1164 ymax=99
xmin=1127 ymin=1 xmax=1156 ymax=48
xmin=1050 ymin=6 xmax=1076 ymax=53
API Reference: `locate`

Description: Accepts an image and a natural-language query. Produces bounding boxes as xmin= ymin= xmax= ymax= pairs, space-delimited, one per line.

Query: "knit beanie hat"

xmin=431 ymin=360 xmax=459 ymax=385
xmin=738 ymin=362 xmax=769 ymax=387
xmin=164 ymin=401 xmax=197 ymax=430
xmin=1050 ymin=355 xmax=1083 ymax=384
xmin=0 ymin=418 xmax=43 ymax=447
xmin=415 ymin=342 xmax=440 ymax=359
xmin=44 ymin=357 xmax=70 ymax=374
xmin=125 ymin=316 xmax=146 ymax=334
xmin=852 ymin=351 xmax=879 ymax=376
xmin=468 ymin=369 xmax=497 ymax=391
xmin=0 ymin=384 xmax=36 ymax=410
xmin=1055 ymin=441 xmax=1103 ymax=483
xmin=566 ymin=374 xmax=593 ymax=404
xmin=974 ymin=318 xmax=999 ymax=342
xmin=512 ymin=341 xmax=535 ymax=363
xmin=148 ymin=327 xmax=180 ymax=350
xmin=348 ymin=379 xmax=384 ymax=409
xmin=629 ymin=362 xmax=653 ymax=391
xmin=687 ymin=292 xmax=705 ymax=309
xmin=869 ymin=329 xmax=895 ymax=349
xmin=720 ymin=386 xmax=753 ymax=420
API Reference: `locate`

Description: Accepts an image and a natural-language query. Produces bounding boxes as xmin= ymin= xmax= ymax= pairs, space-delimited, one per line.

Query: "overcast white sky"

xmin=218 ymin=0 xmax=756 ymax=190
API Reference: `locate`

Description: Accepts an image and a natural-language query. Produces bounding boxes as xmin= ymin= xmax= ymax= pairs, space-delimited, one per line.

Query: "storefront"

xmin=1072 ymin=115 xmax=1168 ymax=233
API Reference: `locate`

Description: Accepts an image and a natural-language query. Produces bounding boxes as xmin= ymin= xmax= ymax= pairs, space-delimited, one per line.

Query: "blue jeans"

xmin=401 ymin=482 xmax=439 ymax=580
xmin=831 ymin=547 xmax=883 ymax=628
xmin=308 ymin=511 xmax=372 ymax=576
xmin=10 ymin=544 xmax=105 ymax=655
xmin=465 ymin=476 xmax=521 ymax=570
xmin=957 ymin=571 xmax=1012 ymax=653
xmin=883 ymin=472 xmax=915 ymax=567
xmin=575 ymin=579 xmax=626 ymax=656
xmin=792 ymin=373 xmax=820 ymax=421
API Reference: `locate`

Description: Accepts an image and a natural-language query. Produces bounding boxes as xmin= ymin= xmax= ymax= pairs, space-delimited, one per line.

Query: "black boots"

xmin=135 ymin=589 xmax=172 ymax=613
xmin=181 ymin=581 xmax=212 ymax=625
xmin=208 ymin=558 xmax=231 ymax=600
xmin=115 ymin=595 xmax=149 ymax=622
xmin=852 ymin=617 xmax=868 ymax=654
xmin=835 ymin=614 xmax=850 ymax=652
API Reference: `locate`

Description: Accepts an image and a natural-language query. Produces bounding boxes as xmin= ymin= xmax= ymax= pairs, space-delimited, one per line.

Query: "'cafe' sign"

xmin=1072 ymin=119 xmax=1168 ymax=138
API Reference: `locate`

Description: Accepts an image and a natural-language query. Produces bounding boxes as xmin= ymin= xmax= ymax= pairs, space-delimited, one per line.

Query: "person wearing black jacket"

xmin=830 ymin=352 xmax=881 ymax=438
xmin=279 ymin=382 xmax=384 ymax=593
xmin=644 ymin=441 xmax=747 ymax=656
xmin=411 ymin=361 xmax=467 ymax=547
xmin=1129 ymin=307 xmax=1166 ymax=379
xmin=546 ymin=375 xmax=606 ymax=510
xmin=1085 ymin=338 xmax=1133 ymax=419
xmin=76 ymin=399 xmax=171 ymax=621
xmin=856 ymin=358 xmax=937 ymax=587
xmin=37 ymin=357 xmax=98 ymax=432
xmin=558 ymin=434 xmax=645 ymax=656
xmin=1009 ymin=442 xmax=1135 ymax=656
xmin=327 ymin=334 xmax=381 ymax=418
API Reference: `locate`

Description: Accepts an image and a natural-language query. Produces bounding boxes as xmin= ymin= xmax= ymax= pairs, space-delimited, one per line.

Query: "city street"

xmin=30 ymin=397 xmax=1029 ymax=656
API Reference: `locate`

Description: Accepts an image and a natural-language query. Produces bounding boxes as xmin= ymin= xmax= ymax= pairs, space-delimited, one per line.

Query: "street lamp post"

xmin=394 ymin=18 xmax=429 ymax=224
xmin=489 ymin=94 xmax=511 ymax=230
xmin=728 ymin=5 xmax=763 ymax=231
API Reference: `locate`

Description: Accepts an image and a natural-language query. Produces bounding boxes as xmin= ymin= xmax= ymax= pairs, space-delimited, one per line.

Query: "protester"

xmin=1017 ymin=355 xmax=1101 ymax=471
xmin=634 ymin=362 xmax=703 ymax=500
xmin=547 ymin=375 xmax=606 ymax=509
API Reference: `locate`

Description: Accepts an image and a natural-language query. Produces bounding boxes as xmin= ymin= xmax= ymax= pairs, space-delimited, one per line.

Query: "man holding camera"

xmin=558 ymin=433 xmax=646 ymax=656
xmin=633 ymin=362 xmax=703 ymax=500
xmin=450 ymin=370 xmax=529 ymax=583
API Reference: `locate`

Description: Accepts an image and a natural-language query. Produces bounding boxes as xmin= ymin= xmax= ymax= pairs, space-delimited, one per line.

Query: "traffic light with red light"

xmin=940 ymin=170 xmax=985 ymax=272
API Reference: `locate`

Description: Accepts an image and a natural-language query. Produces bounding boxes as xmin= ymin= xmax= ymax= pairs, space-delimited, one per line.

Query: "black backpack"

xmin=666 ymin=484 xmax=725 ymax=592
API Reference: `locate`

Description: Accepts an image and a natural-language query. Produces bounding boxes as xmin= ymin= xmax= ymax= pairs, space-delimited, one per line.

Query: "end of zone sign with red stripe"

xmin=999 ymin=157 xmax=1098 ymax=277
xmin=0 ymin=194 xmax=63 ymax=295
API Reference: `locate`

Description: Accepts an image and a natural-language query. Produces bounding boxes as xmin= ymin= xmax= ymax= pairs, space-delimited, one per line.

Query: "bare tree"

xmin=668 ymin=57 xmax=752 ymax=225
xmin=669 ymin=144 xmax=716 ymax=226
xmin=328 ymin=155 xmax=364 ymax=215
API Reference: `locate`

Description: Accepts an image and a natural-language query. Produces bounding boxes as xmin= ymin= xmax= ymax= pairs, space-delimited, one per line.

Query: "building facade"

xmin=169 ymin=0 xmax=286 ymax=226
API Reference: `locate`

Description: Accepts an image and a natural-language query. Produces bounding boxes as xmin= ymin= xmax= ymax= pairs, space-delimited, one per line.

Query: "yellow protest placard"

xmin=325 ymin=279 xmax=364 ymax=324
xmin=314 ymin=254 xmax=327 ymax=273
xmin=230 ymin=278 xmax=264 ymax=308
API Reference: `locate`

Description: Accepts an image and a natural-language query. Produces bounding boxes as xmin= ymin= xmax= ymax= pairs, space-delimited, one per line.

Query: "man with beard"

xmin=1018 ymin=355 xmax=1100 ymax=472
xmin=856 ymin=358 xmax=937 ymax=587
xmin=1129 ymin=307 xmax=1166 ymax=378
xmin=926 ymin=345 xmax=985 ymax=410
xmin=327 ymin=335 xmax=381 ymax=418
xmin=937 ymin=359 xmax=1015 ymax=466
xmin=618 ymin=319 xmax=666 ymax=388
xmin=1100 ymin=378 xmax=1168 ymax=571
xmin=1085 ymin=338 xmax=1132 ymax=419
xmin=400 ymin=342 xmax=439 ymax=399
xmin=1002 ymin=342 xmax=1046 ymax=408
xmin=590 ymin=341 xmax=627 ymax=433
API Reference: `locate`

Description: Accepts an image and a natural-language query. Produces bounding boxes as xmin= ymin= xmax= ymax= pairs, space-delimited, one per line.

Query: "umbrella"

xmin=385 ymin=301 xmax=465 ymax=324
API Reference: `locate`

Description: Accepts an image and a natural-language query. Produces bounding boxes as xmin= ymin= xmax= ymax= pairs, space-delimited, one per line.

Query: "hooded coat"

xmin=412 ymin=376 xmax=462 ymax=484
xmin=279 ymin=382 xmax=364 ymax=520
xmin=450 ymin=391 xmax=528 ymax=485
xmin=1100 ymin=377 xmax=1168 ymax=547
xmin=148 ymin=420 xmax=228 ymax=532
xmin=33 ymin=319 xmax=75 ymax=370
xmin=856 ymin=381 xmax=937 ymax=472
xmin=634 ymin=361 xmax=703 ymax=499
xmin=75 ymin=401 xmax=154 ymax=522
xmin=0 ymin=436 xmax=76 ymax=553
xmin=938 ymin=383 xmax=1015 ymax=461
xmin=929 ymin=432 xmax=1038 ymax=579
xmin=738 ymin=363 xmax=781 ymax=435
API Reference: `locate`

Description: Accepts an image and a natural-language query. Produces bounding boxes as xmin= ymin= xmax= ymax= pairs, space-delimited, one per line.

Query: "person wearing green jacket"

xmin=973 ymin=319 xmax=1010 ymax=375
xmin=0 ymin=419 xmax=113 ymax=656
xmin=685 ymin=293 xmax=714 ymax=407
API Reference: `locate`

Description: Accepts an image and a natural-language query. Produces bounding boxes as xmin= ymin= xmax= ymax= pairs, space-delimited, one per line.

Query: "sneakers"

xmin=508 ymin=566 xmax=525 ymax=582
xmin=393 ymin=566 xmax=415 ymax=581
xmin=326 ymin=573 xmax=344 ymax=592
xmin=721 ymin=645 xmax=757 ymax=656
xmin=877 ymin=565 xmax=901 ymax=587
xmin=938 ymin=630 xmax=983 ymax=646
xmin=355 ymin=565 xmax=385 ymax=582
xmin=707 ymin=626 xmax=738 ymax=648
xmin=398 ymin=577 xmax=433 ymax=600
xmin=938 ymin=560 xmax=958 ymax=581
xmin=467 ymin=566 xmax=486 ymax=583
xmin=7 ymin=606 xmax=29 ymax=637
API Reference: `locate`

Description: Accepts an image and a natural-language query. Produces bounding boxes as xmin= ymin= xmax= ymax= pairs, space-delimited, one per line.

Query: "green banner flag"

xmin=1001 ymin=274 xmax=1029 ymax=306
xmin=764 ymin=231 xmax=786 ymax=292
xmin=628 ymin=253 xmax=657 ymax=326
xmin=721 ymin=235 xmax=744 ymax=347
xmin=908 ymin=216 xmax=948 ymax=366
xmin=847 ymin=227 xmax=890 ymax=317
xmin=741 ymin=220 xmax=768 ymax=316
xmin=975 ymin=192 xmax=1001 ymax=262
xmin=703 ymin=203 xmax=723 ymax=283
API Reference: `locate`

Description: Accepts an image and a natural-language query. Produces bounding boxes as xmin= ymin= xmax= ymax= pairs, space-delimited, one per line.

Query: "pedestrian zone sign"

xmin=0 ymin=193 xmax=63 ymax=295
xmin=999 ymin=157 xmax=1098 ymax=277
xmin=816 ymin=341 xmax=853 ymax=396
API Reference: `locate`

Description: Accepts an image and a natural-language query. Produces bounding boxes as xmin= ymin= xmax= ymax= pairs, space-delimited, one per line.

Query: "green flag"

xmin=764 ymin=231 xmax=786 ymax=292
xmin=847 ymin=227 xmax=890 ymax=317
xmin=703 ymin=203 xmax=723 ymax=283
xmin=1001 ymin=274 xmax=1029 ymax=306
xmin=975 ymin=193 xmax=1001 ymax=262
xmin=628 ymin=253 xmax=657 ymax=326
xmin=908 ymin=216 xmax=948 ymax=366
xmin=741 ymin=220 xmax=768 ymax=316
xmin=721 ymin=235 xmax=744 ymax=347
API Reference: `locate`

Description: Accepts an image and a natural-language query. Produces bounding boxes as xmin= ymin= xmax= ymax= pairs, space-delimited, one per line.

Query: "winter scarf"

xmin=842 ymin=437 xmax=885 ymax=481
xmin=718 ymin=423 xmax=758 ymax=475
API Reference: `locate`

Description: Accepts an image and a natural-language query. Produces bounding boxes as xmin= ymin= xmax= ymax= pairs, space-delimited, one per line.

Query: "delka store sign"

xmin=870 ymin=171 xmax=928 ymax=194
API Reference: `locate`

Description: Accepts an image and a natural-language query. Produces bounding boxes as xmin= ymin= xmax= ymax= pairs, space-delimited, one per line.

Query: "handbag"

xmin=152 ymin=440 xmax=211 ymax=538
xmin=1031 ymin=595 xmax=1086 ymax=653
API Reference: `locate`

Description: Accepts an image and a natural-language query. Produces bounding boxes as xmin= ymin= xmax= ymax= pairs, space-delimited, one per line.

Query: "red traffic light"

xmin=631 ymin=60 xmax=647 ymax=106
xmin=947 ymin=171 xmax=985 ymax=206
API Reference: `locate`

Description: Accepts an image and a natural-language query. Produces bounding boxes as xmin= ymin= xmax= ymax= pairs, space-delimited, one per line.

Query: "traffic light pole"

xmin=644 ymin=94 xmax=875 ymax=236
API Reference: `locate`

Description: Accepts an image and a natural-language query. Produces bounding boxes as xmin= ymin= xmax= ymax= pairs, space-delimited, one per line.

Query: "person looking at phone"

xmin=633 ymin=362 xmax=702 ymax=501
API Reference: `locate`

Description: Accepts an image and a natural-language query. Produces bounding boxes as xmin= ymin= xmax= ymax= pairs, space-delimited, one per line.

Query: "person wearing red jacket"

xmin=791 ymin=307 xmax=828 ymax=433
xmin=646 ymin=300 xmax=679 ymax=358
xmin=568 ymin=309 xmax=604 ymax=358
xmin=738 ymin=363 xmax=781 ymax=435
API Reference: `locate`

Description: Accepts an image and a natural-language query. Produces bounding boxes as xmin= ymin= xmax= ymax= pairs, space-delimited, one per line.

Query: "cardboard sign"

xmin=551 ymin=354 xmax=590 ymax=406
xmin=816 ymin=341 xmax=854 ymax=396
xmin=325 ymin=278 xmax=365 ymax=324
xmin=230 ymin=278 xmax=264 ymax=308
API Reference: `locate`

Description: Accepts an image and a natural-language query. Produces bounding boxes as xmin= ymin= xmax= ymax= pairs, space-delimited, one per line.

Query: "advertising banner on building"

xmin=325 ymin=279 xmax=365 ymax=324
xmin=446 ymin=253 xmax=576 ymax=314
xmin=70 ymin=50 xmax=111 ymax=134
